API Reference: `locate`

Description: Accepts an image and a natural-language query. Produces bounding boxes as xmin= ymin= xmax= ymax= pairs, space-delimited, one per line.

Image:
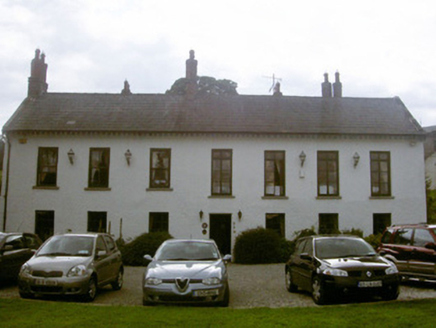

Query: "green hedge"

xmin=118 ymin=232 xmax=173 ymax=266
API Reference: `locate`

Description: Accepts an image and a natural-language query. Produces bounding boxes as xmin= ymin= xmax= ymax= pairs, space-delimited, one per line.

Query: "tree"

xmin=166 ymin=76 xmax=238 ymax=96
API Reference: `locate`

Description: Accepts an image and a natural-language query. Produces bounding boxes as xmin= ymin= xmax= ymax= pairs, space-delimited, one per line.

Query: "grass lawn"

xmin=1 ymin=298 xmax=435 ymax=327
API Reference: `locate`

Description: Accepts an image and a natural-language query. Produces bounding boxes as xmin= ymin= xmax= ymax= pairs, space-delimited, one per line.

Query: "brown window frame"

xmin=317 ymin=151 xmax=339 ymax=197
xmin=36 ymin=147 xmax=58 ymax=187
xmin=88 ymin=148 xmax=110 ymax=188
xmin=211 ymin=149 xmax=233 ymax=196
xmin=264 ymin=151 xmax=285 ymax=197
xmin=370 ymin=151 xmax=391 ymax=197
xmin=150 ymin=149 xmax=171 ymax=189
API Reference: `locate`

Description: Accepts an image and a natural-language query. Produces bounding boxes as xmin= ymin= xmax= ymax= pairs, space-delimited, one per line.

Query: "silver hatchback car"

xmin=18 ymin=233 xmax=123 ymax=302
xmin=143 ymin=239 xmax=231 ymax=306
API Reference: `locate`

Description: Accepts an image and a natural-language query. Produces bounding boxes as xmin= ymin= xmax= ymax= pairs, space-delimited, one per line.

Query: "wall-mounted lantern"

xmin=299 ymin=151 xmax=306 ymax=167
xmin=238 ymin=210 xmax=242 ymax=221
xmin=125 ymin=149 xmax=132 ymax=166
xmin=353 ymin=152 xmax=360 ymax=168
xmin=199 ymin=210 xmax=204 ymax=220
xmin=67 ymin=149 xmax=75 ymax=165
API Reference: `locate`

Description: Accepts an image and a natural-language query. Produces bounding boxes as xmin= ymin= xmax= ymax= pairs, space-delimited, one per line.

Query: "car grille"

xmin=348 ymin=270 xmax=386 ymax=277
xmin=30 ymin=286 xmax=63 ymax=293
xmin=32 ymin=270 xmax=63 ymax=278
xmin=162 ymin=279 xmax=203 ymax=284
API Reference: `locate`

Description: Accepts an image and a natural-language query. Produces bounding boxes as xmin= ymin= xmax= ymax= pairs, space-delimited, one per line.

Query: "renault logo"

xmin=175 ymin=277 xmax=189 ymax=292
xmin=366 ymin=271 xmax=372 ymax=278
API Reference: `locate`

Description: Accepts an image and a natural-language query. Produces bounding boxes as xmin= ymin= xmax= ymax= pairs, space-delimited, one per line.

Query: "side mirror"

xmin=300 ymin=253 xmax=313 ymax=261
xmin=144 ymin=254 xmax=153 ymax=261
xmin=222 ymin=254 xmax=232 ymax=262
xmin=96 ymin=250 xmax=107 ymax=258
xmin=425 ymin=242 xmax=436 ymax=250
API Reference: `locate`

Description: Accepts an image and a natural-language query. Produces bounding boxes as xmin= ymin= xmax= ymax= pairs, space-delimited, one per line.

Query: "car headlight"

xmin=202 ymin=277 xmax=221 ymax=285
xmin=385 ymin=264 xmax=399 ymax=275
xmin=20 ymin=263 xmax=31 ymax=276
xmin=67 ymin=264 xmax=87 ymax=277
xmin=146 ymin=277 xmax=162 ymax=286
xmin=322 ymin=268 xmax=348 ymax=277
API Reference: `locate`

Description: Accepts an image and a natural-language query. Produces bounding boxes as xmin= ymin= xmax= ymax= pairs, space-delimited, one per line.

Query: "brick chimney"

xmin=28 ymin=49 xmax=48 ymax=97
xmin=185 ymin=50 xmax=198 ymax=96
xmin=333 ymin=71 xmax=342 ymax=98
xmin=321 ymin=73 xmax=332 ymax=98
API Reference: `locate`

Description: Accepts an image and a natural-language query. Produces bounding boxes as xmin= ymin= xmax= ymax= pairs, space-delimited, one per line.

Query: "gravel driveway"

xmin=1 ymin=264 xmax=436 ymax=307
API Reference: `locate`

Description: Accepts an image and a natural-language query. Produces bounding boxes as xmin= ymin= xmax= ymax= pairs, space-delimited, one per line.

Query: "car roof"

xmin=163 ymin=239 xmax=216 ymax=244
xmin=389 ymin=223 xmax=436 ymax=229
xmin=298 ymin=234 xmax=363 ymax=241
xmin=53 ymin=233 xmax=110 ymax=238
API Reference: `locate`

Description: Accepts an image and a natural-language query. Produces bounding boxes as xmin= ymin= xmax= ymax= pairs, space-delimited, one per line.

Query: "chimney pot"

xmin=333 ymin=71 xmax=342 ymax=98
xmin=321 ymin=73 xmax=332 ymax=97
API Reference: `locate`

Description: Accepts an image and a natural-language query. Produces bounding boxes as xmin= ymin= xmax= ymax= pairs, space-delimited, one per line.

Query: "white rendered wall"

xmin=2 ymin=133 xmax=427 ymax=248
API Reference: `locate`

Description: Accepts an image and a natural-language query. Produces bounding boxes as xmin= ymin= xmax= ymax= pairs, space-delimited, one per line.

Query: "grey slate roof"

xmin=3 ymin=93 xmax=424 ymax=137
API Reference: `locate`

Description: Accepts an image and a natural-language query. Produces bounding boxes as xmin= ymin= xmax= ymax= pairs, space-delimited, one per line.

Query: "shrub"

xmin=233 ymin=227 xmax=285 ymax=264
xmin=364 ymin=233 xmax=383 ymax=250
xmin=342 ymin=228 xmax=364 ymax=237
xmin=120 ymin=232 xmax=173 ymax=266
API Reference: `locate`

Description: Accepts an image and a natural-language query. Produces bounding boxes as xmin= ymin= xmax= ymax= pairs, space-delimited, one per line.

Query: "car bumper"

xmin=18 ymin=274 xmax=91 ymax=296
xmin=143 ymin=283 xmax=228 ymax=305
xmin=322 ymin=274 xmax=400 ymax=296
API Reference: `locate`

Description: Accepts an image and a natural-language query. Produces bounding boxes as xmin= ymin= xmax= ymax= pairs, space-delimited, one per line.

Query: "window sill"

xmin=208 ymin=195 xmax=235 ymax=199
xmin=262 ymin=196 xmax=289 ymax=200
xmin=369 ymin=196 xmax=395 ymax=200
xmin=33 ymin=186 xmax=60 ymax=190
xmin=316 ymin=196 xmax=342 ymax=200
xmin=84 ymin=187 xmax=111 ymax=191
xmin=146 ymin=188 xmax=174 ymax=192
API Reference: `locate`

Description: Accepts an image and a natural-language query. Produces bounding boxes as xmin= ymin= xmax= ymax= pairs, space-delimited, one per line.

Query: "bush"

xmin=233 ymin=227 xmax=286 ymax=264
xmin=364 ymin=233 xmax=383 ymax=250
xmin=120 ymin=232 xmax=173 ymax=266
xmin=342 ymin=228 xmax=364 ymax=238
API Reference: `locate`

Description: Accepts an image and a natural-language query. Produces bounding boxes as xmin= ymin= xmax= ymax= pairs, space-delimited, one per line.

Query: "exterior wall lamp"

xmin=238 ymin=210 xmax=242 ymax=220
xmin=125 ymin=149 xmax=132 ymax=166
xmin=299 ymin=151 xmax=306 ymax=167
xmin=67 ymin=149 xmax=75 ymax=164
xmin=353 ymin=152 xmax=360 ymax=168
xmin=199 ymin=210 xmax=204 ymax=220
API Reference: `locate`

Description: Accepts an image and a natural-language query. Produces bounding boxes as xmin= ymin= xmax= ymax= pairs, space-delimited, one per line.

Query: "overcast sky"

xmin=2 ymin=0 xmax=436 ymax=129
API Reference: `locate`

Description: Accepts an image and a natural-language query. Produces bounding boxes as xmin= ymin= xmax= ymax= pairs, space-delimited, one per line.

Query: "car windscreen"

xmin=155 ymin=242 xmax=220 ymax=261
xmin=37 ymin=235 xmax=94 ymax=257
xmin=315 ymin=238 xmax=376 ymax=259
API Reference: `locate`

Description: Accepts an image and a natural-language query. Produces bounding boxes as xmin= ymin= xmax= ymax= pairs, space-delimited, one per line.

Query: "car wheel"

xmin=311 ymin=276 xmax=327 ymax=305
xmin=382 ymin=284 xmax=399 ymax=301
xmin=219 ymin=282 xmax=230 ymax=307
xmin=285 ymin=268 xmax=298 ymax=292
xmin=111 ymin=269 xmax=123 ymax=291
xmin=82 ymin=277 xmax=97 ymax=302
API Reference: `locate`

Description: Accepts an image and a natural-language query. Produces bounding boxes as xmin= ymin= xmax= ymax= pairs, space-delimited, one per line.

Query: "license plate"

xmin=193 ymin=289 xmax=219 ymax=297
xmin=358 ymin=280 xmax=382 ymax=288
xmin=34 ymin=279 xmax=57 ymax=286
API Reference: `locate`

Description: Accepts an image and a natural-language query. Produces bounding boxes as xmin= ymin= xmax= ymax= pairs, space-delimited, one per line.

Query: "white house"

xmin=1 ymin=50 xmax=426 ymax=254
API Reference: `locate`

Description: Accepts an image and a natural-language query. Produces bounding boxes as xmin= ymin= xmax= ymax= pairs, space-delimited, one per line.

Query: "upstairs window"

xmin=88 ymin=148 xmax=110 ymax=188
xmin=37 ymin=147 xmax=58 ymax=186
xmin=265 ymin=151 xmax=285 ymax=196
xmin=317 ymin=151 xmax=339 ymax=196
xmin=370 ymin=151 xmax=391 ymax=196
xmin=150 ymin=149 xmax=171 ymax=188
xmin=212 ymin=149 xmax=232 ymax=195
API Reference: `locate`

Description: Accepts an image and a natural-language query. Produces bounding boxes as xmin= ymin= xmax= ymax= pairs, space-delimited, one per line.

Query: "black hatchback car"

xmin=0 ymin=232 xmax=42 ymax=281
xmin=285 ymin=235 xmax=400 ymax=305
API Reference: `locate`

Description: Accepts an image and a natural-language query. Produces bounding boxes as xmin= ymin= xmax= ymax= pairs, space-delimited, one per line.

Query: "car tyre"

xmin=219 ymin=283 xmax=230 ymax=307
xmin=82 ymin=277 xmax=97 ymax=302
xmin=285 ymin=267 xmax=298 ymax=292
xmin=111 ymin=269 xmax=124 ymax=291
xmin=382 ymin=284 xmax=399 ymax=301
xmin=311 ymin=275 xmax=327 ymax=305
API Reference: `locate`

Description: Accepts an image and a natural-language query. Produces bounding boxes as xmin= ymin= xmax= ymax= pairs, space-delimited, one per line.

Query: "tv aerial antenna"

xmin=263 ymin=74 xmax=282 ymax=93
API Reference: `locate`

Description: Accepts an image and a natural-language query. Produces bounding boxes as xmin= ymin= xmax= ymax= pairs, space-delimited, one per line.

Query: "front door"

xmin=209 ymin=214 xmax=232 ymax=255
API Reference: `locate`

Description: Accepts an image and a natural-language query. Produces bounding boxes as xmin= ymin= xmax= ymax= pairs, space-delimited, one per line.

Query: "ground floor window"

xmin=266 ymin=213 xmax=285 ymax=238
xmin=88 ymin=211 xmax=107 ymax=232
xmin=373 ymin=213 xmax=391 ymax=235
xmin=319 ymin=213 xmax=339 ymax=234
xmin=149 ymin=212 xmax=169 ymax=232
xmin=35 ymin=210 xmax=54 ymax=241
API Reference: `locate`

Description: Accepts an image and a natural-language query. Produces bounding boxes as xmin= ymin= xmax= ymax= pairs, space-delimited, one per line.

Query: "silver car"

xmin=143 ymin=239 xmax=231 ymax=306
xmin=18 ymin=233 xmax=123 ymax=302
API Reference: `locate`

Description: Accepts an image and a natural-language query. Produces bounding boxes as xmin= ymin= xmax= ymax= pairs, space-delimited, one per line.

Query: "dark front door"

xmin=210 ymin=214 xmax=231 ymax=255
